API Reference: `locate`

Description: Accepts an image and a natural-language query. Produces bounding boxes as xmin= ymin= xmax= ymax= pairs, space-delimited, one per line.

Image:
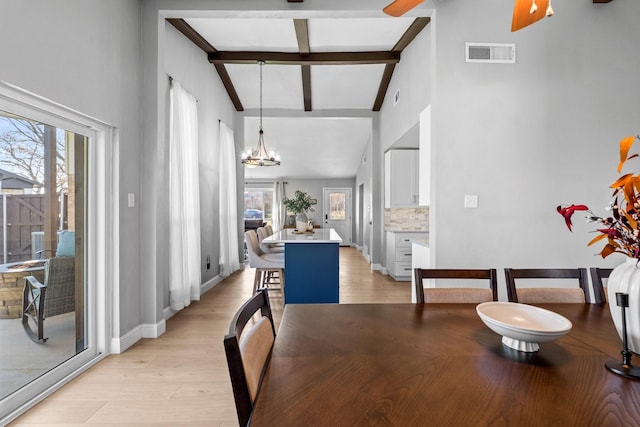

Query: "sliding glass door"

xmin=0 ymin=82 xmax=113 ymax=423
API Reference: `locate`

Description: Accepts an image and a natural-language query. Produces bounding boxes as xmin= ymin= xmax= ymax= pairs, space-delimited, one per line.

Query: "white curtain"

xmin=219 ymin=121 xmax=241 ymax=276
xmin=273 ymin=181 xmax=286 ymax=231
xmin=169 ymin=80 xmax=202 ymax=310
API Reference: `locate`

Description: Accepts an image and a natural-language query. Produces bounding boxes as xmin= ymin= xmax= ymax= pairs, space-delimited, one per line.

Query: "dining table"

xmin=249 ymin=303 xmax=640 ymax=426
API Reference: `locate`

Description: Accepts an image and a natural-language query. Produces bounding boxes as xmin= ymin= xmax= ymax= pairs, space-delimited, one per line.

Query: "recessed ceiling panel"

xmin=227 ymin=64 xmax=302 ymax=110
xmin=185 ymin=18 xmax=298 ymax=52
xmin=312 ymin=64 xmax=385 ymax=110
xmin=308 ymin=18 xmax=414 ymax=52
xmin=243 ymin=117 xmax=372 ymax=179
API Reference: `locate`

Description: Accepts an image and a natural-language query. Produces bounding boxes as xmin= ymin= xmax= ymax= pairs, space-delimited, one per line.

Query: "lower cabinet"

xmin=386 ymin=231 xmax=427 ymax=281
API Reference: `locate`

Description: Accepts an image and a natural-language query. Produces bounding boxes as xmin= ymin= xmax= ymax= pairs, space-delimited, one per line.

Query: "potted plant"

xmin=557 ymin=134 xmax=640 ymax=354
xmin=283 ymin=190 xmax=315 ymax=231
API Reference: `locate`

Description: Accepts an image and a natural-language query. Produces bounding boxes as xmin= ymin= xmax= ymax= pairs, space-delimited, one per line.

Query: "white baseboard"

xmin=111 ymin=273 xmax=227 ymax=354
xmin=372 ymin=263 xmax=383 ymax=272
xmin=111 ymin=325 xmax=142 ymax=354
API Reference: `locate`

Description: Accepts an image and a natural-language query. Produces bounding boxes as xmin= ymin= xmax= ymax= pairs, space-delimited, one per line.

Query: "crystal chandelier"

xmin=241 ymin=61 xmax=281 ymax=167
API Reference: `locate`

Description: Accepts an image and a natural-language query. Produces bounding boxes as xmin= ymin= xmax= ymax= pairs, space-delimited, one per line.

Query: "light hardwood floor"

xmin=9 ymin=247 xmax=409 ymax=426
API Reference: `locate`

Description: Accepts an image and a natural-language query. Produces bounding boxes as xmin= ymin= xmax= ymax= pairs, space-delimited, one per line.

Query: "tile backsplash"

xmin=384 ymin=207 xmax=429 ymax=231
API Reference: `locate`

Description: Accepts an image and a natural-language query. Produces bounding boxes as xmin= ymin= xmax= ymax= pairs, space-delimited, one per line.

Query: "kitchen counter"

xmin=263 ymin=228 xmax=342 ymax=244
xmin=264 ymin=228 xmax=342 ymax=304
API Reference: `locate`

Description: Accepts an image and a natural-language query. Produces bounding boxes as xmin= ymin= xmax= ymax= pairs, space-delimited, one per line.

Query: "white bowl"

xmin=476 ymin=302 xmax=572 ymax=352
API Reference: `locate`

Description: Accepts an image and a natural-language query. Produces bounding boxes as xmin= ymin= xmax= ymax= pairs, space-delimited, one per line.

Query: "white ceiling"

xmin=179 ymin=15 xmax=426 ymax=179
xmin=243 ymin=116 xmax=372 ymax=179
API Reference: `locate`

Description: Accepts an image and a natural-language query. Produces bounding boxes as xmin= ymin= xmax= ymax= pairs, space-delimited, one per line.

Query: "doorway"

xmin=322 ymin=188 xmax=352 ymax=247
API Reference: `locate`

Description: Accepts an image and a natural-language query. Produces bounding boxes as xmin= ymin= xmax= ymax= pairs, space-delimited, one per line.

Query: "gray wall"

xmin=282 ymin=178 xmax=356 ymax=228
xmin=433 ymin=0 xmax=640 ymax=299
xmin=164 ymin=21 xmax=240 ymax=299
xmin=0 ymin=0 xmax=143 ymax=334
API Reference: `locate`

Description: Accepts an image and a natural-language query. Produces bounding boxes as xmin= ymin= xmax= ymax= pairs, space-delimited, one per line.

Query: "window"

xmin=329 ymin=192 xmax=346 ymax=220
xmin=244 ymin=188 xmax=273 ymax=226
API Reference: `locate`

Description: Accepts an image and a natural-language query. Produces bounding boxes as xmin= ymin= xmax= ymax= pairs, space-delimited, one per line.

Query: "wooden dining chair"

xmin=413 ymin=268 xmax=498 ymax=303
xmin=224 ymin=289 xmax=276 ymax=427
xmin=589 ymin=267 xmax=612 ymax=303
xmin=504 ymin=268 xmax=595 ymax=304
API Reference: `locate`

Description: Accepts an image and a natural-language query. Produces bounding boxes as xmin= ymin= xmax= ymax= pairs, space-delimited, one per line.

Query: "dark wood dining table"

xmin=249 ymin=303 xmax=640 ymax=426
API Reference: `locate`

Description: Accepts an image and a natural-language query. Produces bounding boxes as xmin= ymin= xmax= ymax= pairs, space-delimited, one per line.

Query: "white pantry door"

xmin=323 ymin=188 xmax=352 ymax=246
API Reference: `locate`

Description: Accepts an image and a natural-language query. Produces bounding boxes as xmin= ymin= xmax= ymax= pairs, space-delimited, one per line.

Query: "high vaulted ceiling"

xmin=167 ymin=13 xmax=430 ymax=179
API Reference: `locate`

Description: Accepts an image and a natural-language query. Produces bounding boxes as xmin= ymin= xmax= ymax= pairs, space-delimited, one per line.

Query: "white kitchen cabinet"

xmin=384 ymin=149 xmax=419 ymax=208
xmin=386 ymin=231 xmax=427 ymax=281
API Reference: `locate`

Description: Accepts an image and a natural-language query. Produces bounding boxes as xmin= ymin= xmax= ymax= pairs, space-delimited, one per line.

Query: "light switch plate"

xmin=127 ymin=193 xmax=135 ymax=208
xmin=464 ymin=194 xmax=478 ymax=208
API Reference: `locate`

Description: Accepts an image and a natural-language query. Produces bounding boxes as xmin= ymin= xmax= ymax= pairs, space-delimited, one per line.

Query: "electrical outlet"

xmin=464 ymin=194 xmax=478 ymax=208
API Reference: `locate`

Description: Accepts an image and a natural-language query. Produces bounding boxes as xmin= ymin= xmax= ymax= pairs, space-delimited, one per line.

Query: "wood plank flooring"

xmin=9 ymin=247 xmax=409 ymax=426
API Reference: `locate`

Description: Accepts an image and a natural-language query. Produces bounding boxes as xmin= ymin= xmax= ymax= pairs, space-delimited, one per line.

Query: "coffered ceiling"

xmin=167 ymin=13 xmax=431 ymax=178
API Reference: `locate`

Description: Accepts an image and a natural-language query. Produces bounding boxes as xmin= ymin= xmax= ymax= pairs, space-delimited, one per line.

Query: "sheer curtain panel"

xmin=169 ymin=80 xmax=202 ymax=310
xmin=219 ymin=121 xmax=240 ymax=276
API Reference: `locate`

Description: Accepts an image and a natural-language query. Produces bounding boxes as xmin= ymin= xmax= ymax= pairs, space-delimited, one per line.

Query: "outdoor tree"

xmin=0 ymin=115 xmax=67 ymax=192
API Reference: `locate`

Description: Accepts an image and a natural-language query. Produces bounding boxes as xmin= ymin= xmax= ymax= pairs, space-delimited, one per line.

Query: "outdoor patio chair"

xmin=21 ymin=256 xmax=76 ymax=343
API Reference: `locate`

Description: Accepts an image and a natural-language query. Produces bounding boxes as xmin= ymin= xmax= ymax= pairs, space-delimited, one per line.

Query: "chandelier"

xmin=241 ymin=60 xmax=281 ymax=167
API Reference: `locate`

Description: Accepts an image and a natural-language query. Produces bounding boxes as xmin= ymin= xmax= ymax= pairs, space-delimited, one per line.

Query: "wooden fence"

xmin=0 ymin=194 xmax=45 ymax=263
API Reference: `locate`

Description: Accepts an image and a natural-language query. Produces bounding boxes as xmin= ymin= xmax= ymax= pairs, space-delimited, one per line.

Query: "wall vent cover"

xmin=465 ymin=43 xmax=516 ymax=64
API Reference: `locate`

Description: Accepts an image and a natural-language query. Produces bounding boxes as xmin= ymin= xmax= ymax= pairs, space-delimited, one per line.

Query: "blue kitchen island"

xmin=263 ymin=228 xmax=342 ymax=304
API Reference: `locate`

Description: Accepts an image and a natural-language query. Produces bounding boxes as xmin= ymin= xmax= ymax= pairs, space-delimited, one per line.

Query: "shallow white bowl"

xmin=476 ymin=302 xmax=572 ymax=352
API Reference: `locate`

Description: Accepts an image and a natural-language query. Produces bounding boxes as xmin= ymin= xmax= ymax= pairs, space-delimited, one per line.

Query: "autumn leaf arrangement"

xmin=557 ymin=135 xmax=640 ymax=259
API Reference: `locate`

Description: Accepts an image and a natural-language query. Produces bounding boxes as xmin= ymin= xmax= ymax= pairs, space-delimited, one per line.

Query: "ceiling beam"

xmin=372 ymin=17 xmax=430 ymax=111
xmin=294 ymin=19 xmax=312 ymax=111
xmin=593 ymin=0 xmax=613 ymax=2
xmin=208 ymin=51 xmax=401 ymax=66
xmin=301 ymin=66 xmax=312 ymax=112
xmin=166 ymin=18 xmax=216 ymax=52
xmin=294 ymin=19 xmax=310 ymax=55
xmin=167 ymin=18 xmax=244 ymax=111
xmin=373 ymin=64 xmax=396 ymax=112
xmin=392 ymin=17 xmax=431 ymax=52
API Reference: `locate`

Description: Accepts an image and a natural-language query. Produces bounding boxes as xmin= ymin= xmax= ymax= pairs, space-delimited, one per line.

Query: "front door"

xmin=323 ymin=188 xmax=352 ymax=246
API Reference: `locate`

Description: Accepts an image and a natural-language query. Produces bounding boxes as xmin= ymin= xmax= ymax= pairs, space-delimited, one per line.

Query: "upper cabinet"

xmin=385 ymin=149 xmax=419 ymax=208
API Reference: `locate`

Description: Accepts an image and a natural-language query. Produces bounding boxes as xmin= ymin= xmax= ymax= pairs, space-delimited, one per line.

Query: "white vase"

xmin=295 ymin=212 xmax=308 ymax=231
xmin=607 ymin=257 xmax=640 ymax=354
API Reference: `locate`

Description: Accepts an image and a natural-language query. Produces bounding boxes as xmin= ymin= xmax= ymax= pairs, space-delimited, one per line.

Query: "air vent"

xmin=465 ymin=43 xmax=516 ymax=64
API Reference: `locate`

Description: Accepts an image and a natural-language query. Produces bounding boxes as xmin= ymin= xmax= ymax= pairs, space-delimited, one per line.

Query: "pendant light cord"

xmin=259 ymin=60 xmax=263 ymax=131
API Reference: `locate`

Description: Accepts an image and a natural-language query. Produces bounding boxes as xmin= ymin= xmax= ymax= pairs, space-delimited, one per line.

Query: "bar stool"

xmin=244 ymin=230 xmax=284 ymax=294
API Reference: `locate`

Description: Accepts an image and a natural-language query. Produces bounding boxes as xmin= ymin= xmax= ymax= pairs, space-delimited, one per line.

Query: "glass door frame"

xmin=0 ymin=81 xmax=117 ymax=423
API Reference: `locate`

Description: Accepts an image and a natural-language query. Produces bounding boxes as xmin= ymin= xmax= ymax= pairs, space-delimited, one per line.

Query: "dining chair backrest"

xmin=504 ymin=268 xmax=592 ymax=304
xmin=256 ymin=227 xmax=282 ymax=254
xmin=245 ymin=229 xmax=264 ymax=260
xmin=265 ymin=225 xmax=274 ymax=236
xmin=413 ymin=268 xmax=498 ymax=303
xmin=224 ymin=289 xmax=276 ymax=427
xmin=589 ymin=267 xmax=612 ymax=303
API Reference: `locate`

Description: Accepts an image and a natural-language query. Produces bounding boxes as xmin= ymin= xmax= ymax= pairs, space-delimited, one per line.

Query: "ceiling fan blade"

xmin=511 ymin=0 xmax=550 ymax=32
xmin=383 ymin=0 xmax=425 ymax=17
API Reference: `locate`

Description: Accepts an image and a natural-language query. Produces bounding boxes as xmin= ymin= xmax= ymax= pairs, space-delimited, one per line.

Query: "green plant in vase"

xmin=283 ymin=190 xmax=315 ymax=231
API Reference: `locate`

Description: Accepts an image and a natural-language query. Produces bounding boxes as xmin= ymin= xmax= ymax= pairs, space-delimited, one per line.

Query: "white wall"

xmin=355 ymin=135 xmax=374 ymax=256
xmin=377 ymin=20 xmax=432 ymax=270
xmin=0 ymin=0 xmax=142 ymax=333
xmin=433 ymin=0 xmax=640 ymax=299
xmin=380 ymin=23 xmax=432 ymax=152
